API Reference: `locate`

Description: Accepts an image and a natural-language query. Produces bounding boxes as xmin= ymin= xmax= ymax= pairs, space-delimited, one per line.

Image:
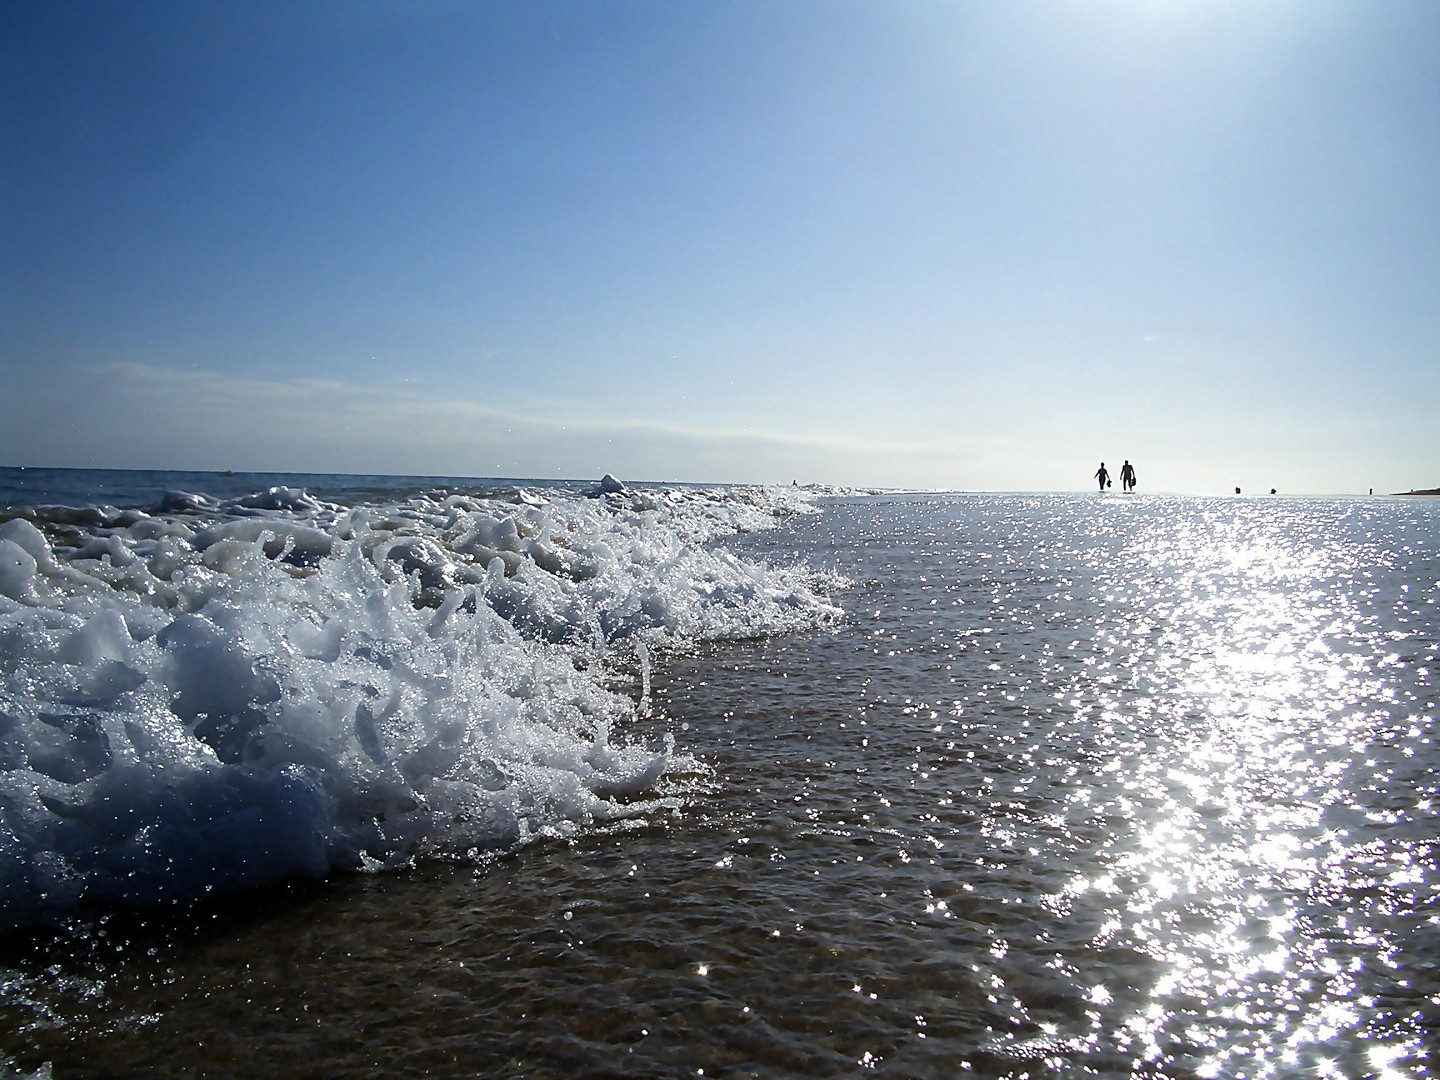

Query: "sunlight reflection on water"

xmin=1050 ymin=498 xmax=1438 ymax=1077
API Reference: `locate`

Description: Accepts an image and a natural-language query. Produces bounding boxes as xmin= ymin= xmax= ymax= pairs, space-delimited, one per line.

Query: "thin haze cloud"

xmin=1 ymin=0 xmax=1437 ymax=492
xmin=7 ymin=361 xmax=992 ymax=486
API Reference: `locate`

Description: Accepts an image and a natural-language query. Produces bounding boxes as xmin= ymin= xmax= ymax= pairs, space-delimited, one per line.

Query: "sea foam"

xmin=0 ymin=483 xmax=840 ymax=932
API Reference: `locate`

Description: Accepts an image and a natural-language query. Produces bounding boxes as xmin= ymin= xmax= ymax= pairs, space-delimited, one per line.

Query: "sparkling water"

xmin=2 ymin=480 xmax=1436 ymax=1078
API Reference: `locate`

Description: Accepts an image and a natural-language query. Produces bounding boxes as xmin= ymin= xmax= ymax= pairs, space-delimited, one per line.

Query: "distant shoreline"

xmin=1394 ymin=488 xmax=1440 ymax=496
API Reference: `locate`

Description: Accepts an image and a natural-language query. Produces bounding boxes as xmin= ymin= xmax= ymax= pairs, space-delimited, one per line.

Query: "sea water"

xmin=1 ymin=474 xmax=1436 ymax=1079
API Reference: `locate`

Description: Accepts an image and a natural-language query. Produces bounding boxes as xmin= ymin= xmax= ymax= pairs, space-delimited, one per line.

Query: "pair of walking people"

xmin=1095 ymin=461 xmax=1137 ymax=492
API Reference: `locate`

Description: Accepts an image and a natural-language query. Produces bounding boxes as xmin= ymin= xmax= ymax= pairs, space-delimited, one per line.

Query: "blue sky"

xmin=3 ymin=0 xmax=1437 ymax=493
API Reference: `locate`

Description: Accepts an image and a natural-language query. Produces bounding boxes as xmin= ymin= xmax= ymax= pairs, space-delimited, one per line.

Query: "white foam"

xmin=0 ymin=484 xmax=841 ymax=931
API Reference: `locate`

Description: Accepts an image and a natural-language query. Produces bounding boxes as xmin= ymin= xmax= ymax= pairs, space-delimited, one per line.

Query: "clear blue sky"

xmin=3 ymin=0 xmax=1437 ymax=492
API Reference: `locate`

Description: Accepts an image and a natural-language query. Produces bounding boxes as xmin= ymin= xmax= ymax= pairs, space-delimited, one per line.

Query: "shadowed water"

xmin=3 ymin=493 xmax=1437 ymax=1078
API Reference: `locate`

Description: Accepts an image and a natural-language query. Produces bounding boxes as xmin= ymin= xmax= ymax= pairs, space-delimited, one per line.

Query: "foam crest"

xmin=0 ymin=484 xmax=841 ymax=931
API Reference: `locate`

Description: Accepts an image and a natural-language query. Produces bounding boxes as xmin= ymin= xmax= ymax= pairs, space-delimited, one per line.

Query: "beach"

xmin=2 ymin=473 xmax=1437 ymax=1077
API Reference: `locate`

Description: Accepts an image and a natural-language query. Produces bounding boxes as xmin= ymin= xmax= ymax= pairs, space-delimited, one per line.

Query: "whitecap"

xmin=0 ymin=482 xmax=841 ymax=931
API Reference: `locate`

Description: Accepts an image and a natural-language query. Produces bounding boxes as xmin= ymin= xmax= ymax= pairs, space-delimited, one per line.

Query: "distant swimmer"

xmin=1120 ymin=460 xmax=1137 ymax=493
xmin=1095 ymin=462 xmax=1110 ymax=492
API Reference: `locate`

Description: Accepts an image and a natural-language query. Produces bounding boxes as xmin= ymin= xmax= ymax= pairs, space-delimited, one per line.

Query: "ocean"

xmin=1 ymin=468 xmax=1436 ymax=1079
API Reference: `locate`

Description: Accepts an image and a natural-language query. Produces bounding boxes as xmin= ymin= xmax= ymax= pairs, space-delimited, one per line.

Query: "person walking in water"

xmin=1120 ymin=460 xmax=1136 ymax=493
xmin=1095 ymin=462 xmax=1110 ymax=491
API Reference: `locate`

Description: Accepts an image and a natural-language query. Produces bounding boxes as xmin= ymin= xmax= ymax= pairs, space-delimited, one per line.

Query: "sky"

xmin=2 ymin=0 xmax=1438 ymax=493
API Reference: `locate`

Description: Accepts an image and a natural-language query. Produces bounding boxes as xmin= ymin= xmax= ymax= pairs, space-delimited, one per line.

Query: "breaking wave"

xmin=0 ymin=482 xmax=841 ymax=932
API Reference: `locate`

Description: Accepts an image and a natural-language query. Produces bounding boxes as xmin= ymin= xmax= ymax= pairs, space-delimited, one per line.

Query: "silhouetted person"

xmin=1095 ymin=462 xmax=1110 ymax=491
xmin=1120 ymin=460 xmax=1136 ymax=492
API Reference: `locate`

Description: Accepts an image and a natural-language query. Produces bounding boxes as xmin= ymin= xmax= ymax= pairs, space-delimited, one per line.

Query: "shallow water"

xmin=3 ymin=492 xmax=1437 ymax=1078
